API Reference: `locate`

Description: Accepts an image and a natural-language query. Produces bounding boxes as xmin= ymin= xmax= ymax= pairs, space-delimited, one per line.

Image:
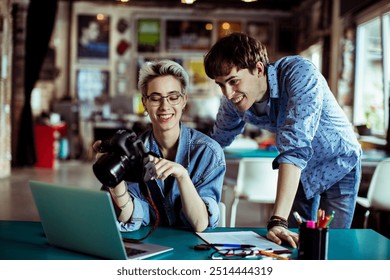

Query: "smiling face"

xmin=142 ymin=75 xmax=187 ymax=135
xmin=214 ymin=62 xmax=268 ymax=112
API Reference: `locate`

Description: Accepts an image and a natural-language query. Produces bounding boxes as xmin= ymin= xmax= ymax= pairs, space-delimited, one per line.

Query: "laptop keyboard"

xmin=126 ymin=247 xmax=147 ymax=257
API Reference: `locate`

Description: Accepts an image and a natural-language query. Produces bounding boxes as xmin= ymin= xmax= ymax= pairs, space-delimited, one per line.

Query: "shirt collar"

xmin=266 ymin=64 xmax=280 ymax=99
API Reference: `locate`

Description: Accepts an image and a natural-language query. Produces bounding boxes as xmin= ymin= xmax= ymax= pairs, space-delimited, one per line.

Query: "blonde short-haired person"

xmin=94 ymin=60 xmax=225 ymax=232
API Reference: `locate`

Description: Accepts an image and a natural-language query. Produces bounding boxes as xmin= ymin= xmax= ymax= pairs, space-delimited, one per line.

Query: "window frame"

xmin=354 ymin=4 xmax=390 ymax=142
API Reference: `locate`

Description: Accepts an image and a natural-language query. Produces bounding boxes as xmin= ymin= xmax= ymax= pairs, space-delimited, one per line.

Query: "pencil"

xmin=258 ymin=250 xmax=290 ymax=260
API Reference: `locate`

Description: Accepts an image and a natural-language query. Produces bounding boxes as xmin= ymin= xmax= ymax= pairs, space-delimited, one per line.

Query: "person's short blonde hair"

xmin=138 ymin=60 xmax=189 ymax=96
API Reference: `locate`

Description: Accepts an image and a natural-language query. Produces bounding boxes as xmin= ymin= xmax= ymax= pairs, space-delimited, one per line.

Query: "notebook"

xmin=29 ymin=180 xmax=173 ymax=260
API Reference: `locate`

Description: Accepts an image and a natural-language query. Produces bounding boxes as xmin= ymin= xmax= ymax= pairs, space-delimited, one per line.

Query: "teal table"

xmin=224 ymin=148 xmax=279 ymax=159
xmin=1 ymin=221 xmax=389 ymax=260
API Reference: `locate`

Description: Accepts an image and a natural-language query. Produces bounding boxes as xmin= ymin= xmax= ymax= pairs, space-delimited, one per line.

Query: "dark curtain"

xmin=16 ymin=0 xmax=58 ymax=166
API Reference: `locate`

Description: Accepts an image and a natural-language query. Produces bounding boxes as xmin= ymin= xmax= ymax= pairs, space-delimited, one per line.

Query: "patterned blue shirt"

xmin=211 ymin=56 xmax=361 ymax=199
xmin=119 ymin=123 xmax=226 ymax=231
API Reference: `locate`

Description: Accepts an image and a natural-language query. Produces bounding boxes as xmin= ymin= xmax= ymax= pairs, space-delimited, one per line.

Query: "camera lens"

xmin=93 ymin=154 xmax=130 ymax=187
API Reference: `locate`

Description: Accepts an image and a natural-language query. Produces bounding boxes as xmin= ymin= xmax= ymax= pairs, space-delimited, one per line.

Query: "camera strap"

xmin=147 ymin=181 xmax=169 ymax=225
xmin=122 ymin=181 xmax=160 ymax=244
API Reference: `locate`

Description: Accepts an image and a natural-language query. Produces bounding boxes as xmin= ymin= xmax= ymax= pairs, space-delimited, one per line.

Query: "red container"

xmin=34 ymin=123 xmax=67 ymax=168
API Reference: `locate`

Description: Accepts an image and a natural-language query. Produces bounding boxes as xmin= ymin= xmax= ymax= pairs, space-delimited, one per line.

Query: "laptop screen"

xmin=29 ymin=180 xmax=172 ymax=259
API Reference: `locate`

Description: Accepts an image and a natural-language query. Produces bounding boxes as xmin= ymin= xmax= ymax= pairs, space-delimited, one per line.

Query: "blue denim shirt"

xmin=119 ymin=123 xmax=226 ymax=231
xmin=211 ymin=56 xmax=361 ymax=199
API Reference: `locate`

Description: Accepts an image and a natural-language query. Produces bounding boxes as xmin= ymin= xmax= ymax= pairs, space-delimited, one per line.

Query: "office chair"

xmin=218 ymin=202 xmax=227 ymax=227
xmin=228 ymin=158 xmax=278 ymax=227
xmin=356 ymin=158 xmax=390 ymax=228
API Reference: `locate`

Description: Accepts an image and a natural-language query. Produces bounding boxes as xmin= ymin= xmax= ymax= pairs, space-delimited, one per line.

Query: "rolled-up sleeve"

xmin=272 ymin=147 xmax=312 ymax=170
xmin=202 ymin=196 xmax=220 ymax=228
xmin=118 ymin=194 xmax=149 ymax=232
xmin=177 ymin=196 xmax=220 ymax=229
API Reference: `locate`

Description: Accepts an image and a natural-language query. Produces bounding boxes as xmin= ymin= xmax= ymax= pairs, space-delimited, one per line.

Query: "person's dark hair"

xmin=204 ymin=32 xmax=269 ymax=79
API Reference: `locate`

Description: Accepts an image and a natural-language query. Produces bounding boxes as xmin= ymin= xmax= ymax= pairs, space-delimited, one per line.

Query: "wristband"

xmin=270 ymin=215 xmax=287 ymax=222
xmin=267 ymin=219 xmax=288 ymax=231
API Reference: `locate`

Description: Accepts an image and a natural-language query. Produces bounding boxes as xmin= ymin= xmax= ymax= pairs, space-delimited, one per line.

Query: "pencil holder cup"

xmin=298 ymin=225 xmax=329 ymax=260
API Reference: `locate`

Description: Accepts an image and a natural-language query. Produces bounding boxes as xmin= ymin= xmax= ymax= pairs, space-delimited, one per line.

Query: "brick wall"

xmin=0 ymin=0 xmax=13 ymax=178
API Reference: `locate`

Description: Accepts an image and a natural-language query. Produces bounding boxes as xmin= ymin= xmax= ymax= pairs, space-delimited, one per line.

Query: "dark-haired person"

xmin=93 ymin=60 xmax=225 ymax=233
xmin=204 ymin=32 xmax=361 ymax=248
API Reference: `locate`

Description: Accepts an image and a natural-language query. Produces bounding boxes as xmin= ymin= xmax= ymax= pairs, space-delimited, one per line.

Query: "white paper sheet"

xmin=196 ymin=230 xmax=289 ymax=251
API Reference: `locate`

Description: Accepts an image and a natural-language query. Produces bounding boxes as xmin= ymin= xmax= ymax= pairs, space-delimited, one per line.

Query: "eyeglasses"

xmin=143 ymin=92 xmax=184 ymax=106
xmin=210 ymin=248 xmax=256 ymax=260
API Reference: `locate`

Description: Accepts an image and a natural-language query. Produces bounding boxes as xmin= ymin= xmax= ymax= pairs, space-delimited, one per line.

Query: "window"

xmin=354 ymin=9 xmax=390 ymax=138
xmin=300 ymin=40 xmax=323 ymax=72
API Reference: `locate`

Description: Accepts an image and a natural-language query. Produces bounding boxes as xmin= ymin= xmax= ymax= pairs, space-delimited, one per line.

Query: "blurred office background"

xmin=0 ymin=0 xmax=390 ymax=238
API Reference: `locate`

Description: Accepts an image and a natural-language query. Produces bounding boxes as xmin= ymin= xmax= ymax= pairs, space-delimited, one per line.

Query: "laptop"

xmin=29 ymin=180 xmax=173 ymax=260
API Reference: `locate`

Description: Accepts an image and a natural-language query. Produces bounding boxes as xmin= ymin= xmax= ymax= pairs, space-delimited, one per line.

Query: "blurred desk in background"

xmin=361 ymin=149 xmax=389 ymax=166
xmin=224 ymin=148 xmax=278 ymax=180
xmin=224 ymin=148 xmax=279 ymax=160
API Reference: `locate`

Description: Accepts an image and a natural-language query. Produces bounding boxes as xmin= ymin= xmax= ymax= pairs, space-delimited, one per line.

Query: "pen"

xmin=293 ymin=211 xmax=303 ymax=225
xmin=317 ymin=208 xmax=323 ymax=228
xmin=325 ymin=211 xmax=335 ymax=228
xmin=211 ymin=243 xmax=255 ymax=248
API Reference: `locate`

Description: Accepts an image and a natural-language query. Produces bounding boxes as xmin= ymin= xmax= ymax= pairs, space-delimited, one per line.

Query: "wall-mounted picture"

xmin=77 ymin=14 xmax=110 ymax=61
xmin=76 ymin=69 xmax=109 ymax=101
xmin=166 ymin=20 xmax=212 ymax=51
xmin=186 ymin=58 xmax=209 ymax=92
xmin=137 ymin=19 xmax=160 ymax=52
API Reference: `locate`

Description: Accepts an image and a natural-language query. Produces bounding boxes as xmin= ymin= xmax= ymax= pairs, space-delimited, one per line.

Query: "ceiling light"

xmin=241 ymin=0 xmax=258 ymax=3
xmin=181 ymin=0 xmax=197 ymax=4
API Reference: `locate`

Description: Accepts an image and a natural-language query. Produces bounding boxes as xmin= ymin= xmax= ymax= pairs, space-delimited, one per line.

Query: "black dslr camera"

xmin=92 ymin=129 xmax=157 ymax=187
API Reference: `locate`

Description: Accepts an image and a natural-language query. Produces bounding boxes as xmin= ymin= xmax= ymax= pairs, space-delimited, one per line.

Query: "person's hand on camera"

xmin=92 ymin=140 xmax=105 ymax=160
xmin=148 ymin=155 xmax=188 ymax=181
